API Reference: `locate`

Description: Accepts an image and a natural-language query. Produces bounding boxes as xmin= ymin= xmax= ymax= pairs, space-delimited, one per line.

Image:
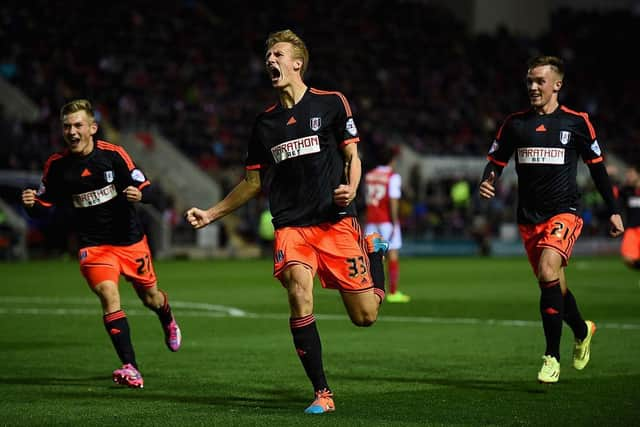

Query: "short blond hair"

xmin=266 ymin=29 xmax=309 ymax=78
xmin=60 ymin=99 xmax=95 ymax=121
xmin=527 ymin=55 xmax=565 ymax=79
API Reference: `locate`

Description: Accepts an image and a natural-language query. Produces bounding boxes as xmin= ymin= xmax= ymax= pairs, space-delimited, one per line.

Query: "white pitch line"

xmin=1 ymin=296 xmax=639 ymax=330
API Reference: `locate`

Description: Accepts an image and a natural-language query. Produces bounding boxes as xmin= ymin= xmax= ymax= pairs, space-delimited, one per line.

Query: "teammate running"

xmin=22 ymin=99 xmax=181 ymax=388
xmin=185 ymin=29 xmax=387 ymax=414
xmin=478 ymin=56 xmax=623 ymax=383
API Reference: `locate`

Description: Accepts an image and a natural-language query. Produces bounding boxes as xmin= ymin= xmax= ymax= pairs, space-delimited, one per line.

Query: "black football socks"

xmin=104 ymin=310 xmax=137 ymax=367
xmin=290 ymin=314 xmax=330 ymax=393
xmin=151 ymin=290 xmax=174 ymax=326
xmin=539 ymin=279 xmax=563 ymax=360
xmin=368 ymin=251 xmax=386 ymax=302
xmin=563 ymin=289 xmax=588 ymax=340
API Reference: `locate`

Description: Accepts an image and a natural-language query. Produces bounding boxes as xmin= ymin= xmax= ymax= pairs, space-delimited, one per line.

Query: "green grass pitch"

xmin=0 ymin=256 xmax=639 ymax=426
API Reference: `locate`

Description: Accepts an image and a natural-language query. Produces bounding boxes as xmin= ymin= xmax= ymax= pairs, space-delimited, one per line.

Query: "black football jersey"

xmin=487 ymin=106 xmax=605 ymax=224
xmin=246 ymin=88 xmax=360 ymax=228
xmin=34 ymin=140 xmax=150 ymax=247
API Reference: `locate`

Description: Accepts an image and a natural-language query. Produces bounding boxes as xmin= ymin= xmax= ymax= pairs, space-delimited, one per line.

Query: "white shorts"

xmin=364 ymin=222 xmax=402 ymax=251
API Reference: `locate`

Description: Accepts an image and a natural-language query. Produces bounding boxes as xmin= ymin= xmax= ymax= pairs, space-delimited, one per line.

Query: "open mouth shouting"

xmin=268 ymin=65 xmax=282 ymax=85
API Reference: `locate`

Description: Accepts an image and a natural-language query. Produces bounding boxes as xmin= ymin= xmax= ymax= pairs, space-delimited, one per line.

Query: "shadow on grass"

xmin=61 ymin=387 xmax=306 ymax=410
xmin=0 ymin=376 xmax=107 ymax=386
xmin=335 ymin=372 xmax=547 ymax=394
xmin=333 ymin=371 xmax=640 ymax=396
xmin=0 ymin=375 xmax=305 ymax=410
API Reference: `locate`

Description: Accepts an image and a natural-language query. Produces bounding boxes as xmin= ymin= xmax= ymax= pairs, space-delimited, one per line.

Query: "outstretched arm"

xmin=185 ymin=169 xmax=262 ymax=229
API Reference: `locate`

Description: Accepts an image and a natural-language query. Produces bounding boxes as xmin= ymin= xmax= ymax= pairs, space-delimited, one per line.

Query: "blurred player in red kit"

xmin=365 ymin=145 xmax=410 ymax=302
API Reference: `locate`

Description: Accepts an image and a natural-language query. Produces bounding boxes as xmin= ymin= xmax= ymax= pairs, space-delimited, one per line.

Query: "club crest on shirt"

xmin=310 ymin=117 xmax=321 ymax=132
xmin=104 ymin=170 xmax=114 ymax=183
xmin=559 ymin=131 xmax=571 ymax=145
xmin=590 ymin=140 xmax=602 ymax=156
xmin=346 ymin=118 xmax=358 ymax=136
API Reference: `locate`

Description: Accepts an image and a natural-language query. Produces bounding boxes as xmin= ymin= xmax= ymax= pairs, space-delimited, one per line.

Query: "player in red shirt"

xmin=185 ymin=29 xmax=387 ymax=414
xmin=365 ymin=145 xmax=410 ymax=302
xmin=479 ymin=56 xmax=623 ymax=383
xmin=22 ymin=99 xmax=181 ymax=389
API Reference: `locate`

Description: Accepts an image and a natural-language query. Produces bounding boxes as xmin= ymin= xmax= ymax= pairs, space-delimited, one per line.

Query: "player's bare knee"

xmin=286 ymin=285 xmax=313 ymax=316
xmin=287 ymin=284 xmax=311 ymax=302
xmin=350 ymin=311 xmax=378 ymax=327
xmin=537 ymin=264 xmax=558 ymax=282
xmin=137 ymin=286 xmax=163 ymax=308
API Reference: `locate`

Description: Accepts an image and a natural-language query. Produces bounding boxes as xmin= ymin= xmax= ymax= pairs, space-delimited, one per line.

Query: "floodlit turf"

xmin=1 ymin=256 xmax=639 ymax=426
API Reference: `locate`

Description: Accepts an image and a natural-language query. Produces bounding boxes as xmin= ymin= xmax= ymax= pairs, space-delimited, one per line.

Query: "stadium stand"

xmin=1 ymin=0 xmax=638 ymax=257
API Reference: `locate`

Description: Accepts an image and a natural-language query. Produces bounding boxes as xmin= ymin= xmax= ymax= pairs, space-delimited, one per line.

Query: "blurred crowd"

xmin=1 ymin=1 xmax=638 ymax=254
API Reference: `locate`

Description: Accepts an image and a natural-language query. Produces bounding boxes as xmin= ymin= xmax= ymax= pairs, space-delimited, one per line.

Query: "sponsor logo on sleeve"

xmin=488 ymin=140 xmax=499 ymax=154
xmin=131 ymin=169 xmax=146 ymax=182
xmin=590 ymin=140 xmax=602 ymax=156
xmin=517 ymin=147 xmax=565 ymax=164
xmin=37 ymin=183 xmax=46 ymax=196
xmin=270 ymin=135 xmax=321 ymax=163
xmin=345 ymin=118 xmax=358 ymax=136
